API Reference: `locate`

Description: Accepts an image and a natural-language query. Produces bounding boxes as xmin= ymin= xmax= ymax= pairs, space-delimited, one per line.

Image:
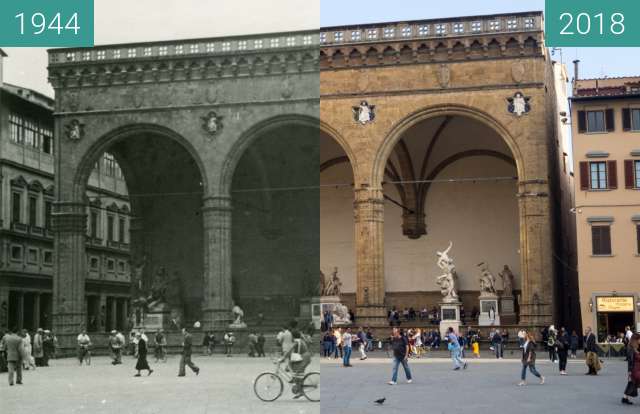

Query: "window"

xmin=118 ymin=217 xmax=126 ymax=243
xmin=11 ymin=245 xmax=23 ymax=261
xmin=9 ymin=114 xmax=23 ymax=143
xmin=591 ymin=225 xmax=612 ymax=255
xmin=383 ymin=28 xmax=395 ymax=38
xmin=524 ymin=17 xmax=535 ymax=29
xmin=471 ymin=21 xmax=482 ymax=32
xmin=637 ymin=225 xmax=640 ymax=255
xmin=107 ymin=215 xmax=115 ymax=242
xmin=42 ymin=128 xmax=53 ymax=154
xmin=12 ymin=192 xmax=22 ymax=223
xmin=44 ymin=200 xmax=53 ymax=229
xmin=590 ymin=162 xmax=608 ymax=190
xmin=43 ymin=250 xmax=53 ymax=265
xmin=435 ymin=24 xmax=447 ymax=35
xmin=107 ymin=259 xmax=115 ymax=271
xmin=103 ymin=153 xmax=117 ymax=177
xmin=118 ymin=261 xmax=126 ymax=273
xmin=636 ymin=161 xmax=640 ymax=189
xmin=418 ymin=25 xmax=429 ymax=36
xmin=27 ymin=248 xmax=38 ymax=264
xmin=586 ymin=110 xmax=606 ymax=132
xmin=401 ymin=27 xmax=411 ymax=37
xmin=90 ymin=210 xmax=99 ymax=239
xmin=28 ymin=195 xmax=37 ymax=226
xmin=90 ymin=257 xmax=99 ymax=270
xmin=623 ymin=108 xmax=640 ymax=132
xmin=452 ymin=23 xmax=464 ymax=34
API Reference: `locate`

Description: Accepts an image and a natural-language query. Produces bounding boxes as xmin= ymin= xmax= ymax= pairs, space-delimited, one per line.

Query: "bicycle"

xmin=253 ymin=359 xmax=319 ymax=402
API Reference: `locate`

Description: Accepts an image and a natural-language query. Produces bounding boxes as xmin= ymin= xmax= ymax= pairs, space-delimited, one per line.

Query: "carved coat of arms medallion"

xmin=511 ymin=61 xmax=526 ymax=84
xmin=436 ymin=64 xmax=451 ymax=88
xmin=201 ymin=111 xmax=223 ymax=138
xmin=507 ymin=92 xmax=531 ymax=117
xmin=352 ymin=101 xmax=375 ymax=124
xmin=64 ymin=119 xmax=85 ymax=141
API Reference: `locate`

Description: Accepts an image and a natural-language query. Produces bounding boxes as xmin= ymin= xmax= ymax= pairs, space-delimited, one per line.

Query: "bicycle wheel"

xmin=254 ymin=372 xmax=284 ymax=402
xmin=301 ymin=372 xmax=320 ymax=402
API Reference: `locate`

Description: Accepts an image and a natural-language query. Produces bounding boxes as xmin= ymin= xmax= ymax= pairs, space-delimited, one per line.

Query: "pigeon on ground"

xmin=374 ymin=398 xmax=386 ymax=405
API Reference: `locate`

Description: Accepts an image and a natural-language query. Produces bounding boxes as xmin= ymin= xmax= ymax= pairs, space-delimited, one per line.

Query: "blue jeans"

xmin=451 ymin=347 xmax=464 ymax=368
xmin=494 ymin=344 xmax=502 ymax=359
xmin=521 ymin=363 xmax=541 ymax=380
xmin=343 ymin=346 xmax=352 ymax=366
xmin=391 ymin=357 xmax=412 ymax=382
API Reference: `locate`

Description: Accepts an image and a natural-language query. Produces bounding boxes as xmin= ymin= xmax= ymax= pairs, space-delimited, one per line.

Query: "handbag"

xmin=290 ymin=342 xmax=303 ymax=362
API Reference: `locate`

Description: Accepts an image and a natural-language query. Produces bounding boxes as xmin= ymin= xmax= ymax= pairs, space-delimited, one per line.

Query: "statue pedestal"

xmin=439 ymin=301 xmax=462 ymax=338
xmin=299 ymin=297 xmax=321 ymax=330
xmin=478 ymin=296 xmax=500 ymax=326
xmin=229 ymin=321 xmax=247 ymax=329
xmin=321 ymin=295 xmax=351 ymax=326
xmin=500 ymin=296 xmax=517 ymax=324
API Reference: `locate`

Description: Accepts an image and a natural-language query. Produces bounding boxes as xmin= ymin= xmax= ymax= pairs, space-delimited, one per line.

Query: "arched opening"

xmin=320 ymin=129 xmax=355 ymax=310
xmin=230 ymin=121 xmax=319 ymax=326
xmin=75 ymin=125 xmax=205 ymax=332
xmin=380 ymin=113 xmax=520 ymax=323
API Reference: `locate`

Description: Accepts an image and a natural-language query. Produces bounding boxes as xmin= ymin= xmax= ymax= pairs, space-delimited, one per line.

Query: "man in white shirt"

xmin=342 ymin=328 xmax=353 ymax=367
xmin=77 ymin=330 xmax=91 ymax=365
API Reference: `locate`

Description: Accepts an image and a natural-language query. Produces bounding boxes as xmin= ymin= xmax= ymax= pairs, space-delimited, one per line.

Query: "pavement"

xmin=321 ymin=354 xmax=630 ymax=414
xmin=0 ymin=355 xmax=320 ymax=414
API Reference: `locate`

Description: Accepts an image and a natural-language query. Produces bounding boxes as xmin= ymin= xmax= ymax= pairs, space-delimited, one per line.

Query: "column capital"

xmin=353 ymin=186 xmax=384 ymax=223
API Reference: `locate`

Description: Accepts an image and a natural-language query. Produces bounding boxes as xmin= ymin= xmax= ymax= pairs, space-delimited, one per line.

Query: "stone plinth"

xmin=439 ymin=301 xmax=462 ymax=337
xmin=500 ymin=296 xmax=517 ymax=324
xmin=321 ymin=296 xmax=351 ymax=326
xmin=478 ymin=295 xmax=500 ymax=326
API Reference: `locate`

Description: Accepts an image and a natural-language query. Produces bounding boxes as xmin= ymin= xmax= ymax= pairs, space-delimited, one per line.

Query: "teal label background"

xmin=546 ymin=0 xmax=640 ymax=46
xmin=0 ymin=0 xmax=93 ymax=47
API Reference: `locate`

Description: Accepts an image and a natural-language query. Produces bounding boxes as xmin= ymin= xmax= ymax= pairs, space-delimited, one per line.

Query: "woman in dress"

xmin=519 ymin=331 xmax=544 ymax=386
xmin=134 ymin=332 xmax=153 ymax=377
xmin=622 ymin=333 xmax=640 ymax=405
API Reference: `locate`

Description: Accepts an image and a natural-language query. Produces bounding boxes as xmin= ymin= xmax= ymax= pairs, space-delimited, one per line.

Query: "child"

xmin=472 ymin=338 xmax=480 ymax=358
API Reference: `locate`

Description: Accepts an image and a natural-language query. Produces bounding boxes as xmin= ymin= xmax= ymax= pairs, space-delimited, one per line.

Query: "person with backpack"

xmin=519 ymin=331 xmax=545 ymax=386
xmin=388 ymin=327 xmax=412 ymax=385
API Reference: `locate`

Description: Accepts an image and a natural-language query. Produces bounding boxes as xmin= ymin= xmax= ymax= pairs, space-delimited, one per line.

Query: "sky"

xmin=2 ymin=0 xmax=640 ymax=97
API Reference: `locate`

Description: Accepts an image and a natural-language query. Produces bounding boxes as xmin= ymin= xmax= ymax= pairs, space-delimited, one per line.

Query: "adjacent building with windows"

xmin=0 ymin=50 xmax=131 ymax=335
xmin=571 ymin=63 xmax=640 ymax=341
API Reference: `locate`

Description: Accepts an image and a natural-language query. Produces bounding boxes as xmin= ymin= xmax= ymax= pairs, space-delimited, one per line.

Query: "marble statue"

xmin=322 ymin=267 xmax=342 ymax=296
xmin=478 ymin=262 xmax=497 ymax=296
xmin=229 ymin=304 xmax=247 ymax=328
xmin=498 ymin=265 xmax=515 ymax=297
xmin=435 ymin=241 xmax=459 ymax=302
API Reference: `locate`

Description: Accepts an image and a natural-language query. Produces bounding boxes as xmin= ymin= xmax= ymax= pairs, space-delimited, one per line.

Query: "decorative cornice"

xmin=47 ymin=31 xmax=319 ymax=89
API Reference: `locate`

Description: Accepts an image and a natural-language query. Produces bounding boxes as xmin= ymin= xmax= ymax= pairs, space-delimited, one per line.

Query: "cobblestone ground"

xmin=0 ymin=355 xmax=320 ymax=414
xmin=321 ymin=356 xmax=629 ymax=414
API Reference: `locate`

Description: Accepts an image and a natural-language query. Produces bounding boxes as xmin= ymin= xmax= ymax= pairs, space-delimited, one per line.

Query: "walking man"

xmin=178 ymin=327 xmax=200 ymax=377
xmin=109 ymin=330 xmax=123 ymax=365
xmin=3 ymin=328 xmax=24 ymax=386
xmin=446 ymin=327 xmax=467 ymax=371
xmin=357 ymin=327 xmax=368 ymax=360
xmin=77 ymin=329 xmax=91 ymax=366
xmin=388 ymin=328 xmax=412 ymax=385
xmin=584 ymin=326 xmax=600 ymax=375
xmin=342 ymin=327 xmax=353 ymax=367
xmin=492 ymin=329 xmax=503 ymax=359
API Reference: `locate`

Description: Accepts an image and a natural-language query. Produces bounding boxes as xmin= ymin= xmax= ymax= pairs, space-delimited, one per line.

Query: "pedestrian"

xmin=154 ymin=330 xmax=167 ymax=362
xmin=622 ymin=333 xmax=640 ymax=405
xmin=584 ymin=326 xmax=600 ymax=375
xmin=21 ymin=330 xmax=35 ymax=370
xmin=2 ymin=327 xmax=24 ymax=386
xmin=134 ymin=332 xmax=153 ymax=377
xmin=178 ymin=327 xmax=200 ymax=377
xmin=207 ymin=331 xmax=216 ymax=355
xmin=518 ymin=331 xmax=545 ymax=386
xmin=77 ymin=329 xmax=91 ymax=366
xmin=517 ymin=328 xmax=526 ymax=348
xmin=333 ymin=328 xmax=342 ymax=359
xmin=472 ymin=337 xmax=480 ymax=358
xmin=446 ymin=327 xmax=467 ymax=371
xmin=32 ymin=328 xmax=44 ymax=367
xmin=247 ymin=332 xmax=258 ymax=357
xmin=281 ymin=330 xmax=311 ymax=399
xmin=42 ymin=330 xmax=53 ymax=366
xmin=224 ymin=331 xmax=236 ymax=357
xmin=547 ymin=325 xmax=558 ymax=363
xmin=202 ymin=331 xmax=211 ymax=355
xmin=109 ymin=330 xmax=123 ymax=365
xmin=492 ymin=329 xmax=503 ymax=359
xmin=342 ymin=327 xmax=353 ymax=367
xmin=357 ymin=327 xmax=367 ymax=360
xmin=257 ymin=332 xmax=266 ymax=357
xmin=388 ymin=327 xmax=412 ymax=385
xmin=557 ymin=327 xmax=570 ymax=375
xmin=322 ymin=331 xmax=332 ymax=358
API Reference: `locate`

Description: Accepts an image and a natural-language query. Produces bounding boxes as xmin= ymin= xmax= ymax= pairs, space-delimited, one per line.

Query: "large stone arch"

xmin=372 ymin=104 xmax=526 ymax=187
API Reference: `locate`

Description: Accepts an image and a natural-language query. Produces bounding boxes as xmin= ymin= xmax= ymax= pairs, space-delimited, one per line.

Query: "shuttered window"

xmin=591 ymin=225 xmax=612 ymax=255
xmin=586 ymin=111 xmax=606 ymax=132
xmin=589 ymin=162 xmax=607 ymax=189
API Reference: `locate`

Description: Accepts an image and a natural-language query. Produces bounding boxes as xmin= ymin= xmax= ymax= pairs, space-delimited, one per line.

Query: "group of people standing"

xmin=0 ymin=327 xmax=58 ymax=385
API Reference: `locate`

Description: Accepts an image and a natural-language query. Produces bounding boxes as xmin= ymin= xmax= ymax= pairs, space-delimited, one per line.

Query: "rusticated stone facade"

xmin=320 ymin=11 xmax=573 ymax=327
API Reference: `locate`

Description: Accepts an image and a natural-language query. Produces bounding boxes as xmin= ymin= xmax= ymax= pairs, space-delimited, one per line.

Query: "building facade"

xmin=320 ymin=11 xmax=577 ymax=327
xmin=572 ymin=68 xmax=640 ymax=341
xmin=0 ymin=50 xmax=131 ymax=335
